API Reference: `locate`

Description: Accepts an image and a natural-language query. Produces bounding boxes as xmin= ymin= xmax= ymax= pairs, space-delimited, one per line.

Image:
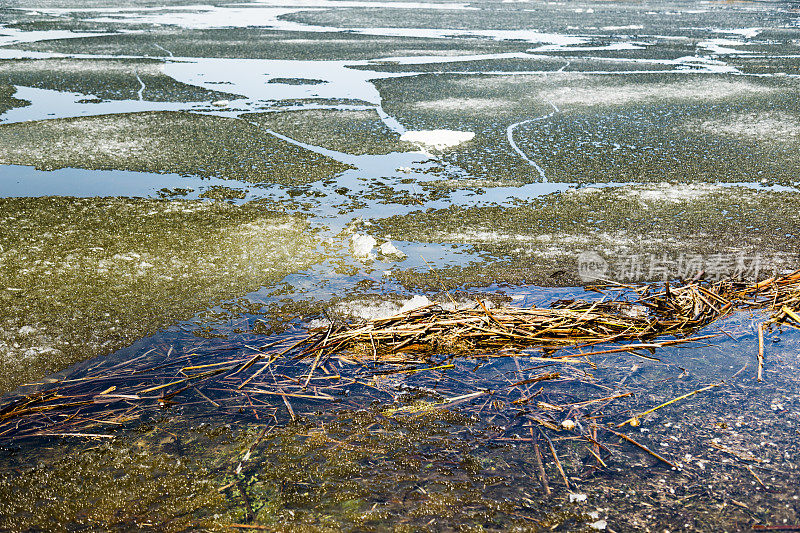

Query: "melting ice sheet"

xmin=400 ymin=129 xmax=475 ymax=150
xmin=0 ymin=164 xmax=262 ymax=201
xmin=37 ymin=2 xmax=587 ymax=46
xmin=0 ymin=86 xmax=197 ymax=124
xmin=162 ymin=57 xmax=391 ymax=106
xmin=0 ymin=28 xmax=111 ymax=47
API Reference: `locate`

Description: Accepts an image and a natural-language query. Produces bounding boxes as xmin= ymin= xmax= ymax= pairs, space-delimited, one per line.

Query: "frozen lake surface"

xmin=1 ymin=0 xmax=799 ymax=530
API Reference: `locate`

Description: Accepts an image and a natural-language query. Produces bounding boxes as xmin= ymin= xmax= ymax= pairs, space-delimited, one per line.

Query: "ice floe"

xmin=378 ymin=240 xmax=406 ymax=259
xmin=351 ymin=233 xmax=377 ymax=259
xmin=337 ymin=294 xmax=433 ymax=321
xmin=569 ymin=493 xmax=588 ymax=503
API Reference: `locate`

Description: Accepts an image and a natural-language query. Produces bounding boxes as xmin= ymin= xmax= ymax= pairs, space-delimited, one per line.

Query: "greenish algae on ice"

xmin=0 ymin=432 xmax=229 ymax=532
xmin=374 ymin=73 xmax=800 ymax=185
xmin=7 ymin=27 xmax=526 ymax=61
xmin=277 ymin=1 xmax=765 ymax=35
xmin=0 ymin=111 xmax=353 ymax=184
xmin=199 ymin=185 xmax=248 ymax=201
xmin=0 ymin=57 xmax=239 ymax=102
xmin=0 ymin=196 xmax=321 ymax=393
xmin=0 ymin=410 xmax=590 ymax=532
xmin=246 ymin=108 xmax=415 ymax=156
xmin=374 ymin=184 xmax=800 ymax=288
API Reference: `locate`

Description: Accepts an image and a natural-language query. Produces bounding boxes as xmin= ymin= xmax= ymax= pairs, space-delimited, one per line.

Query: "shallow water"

xmin=2 ymin=286 xmax=798 ymax=531
xmin=0 ymin=163 xmax=263 ymax=199
xmin=1 ymin=0 xmax=800 ymax=530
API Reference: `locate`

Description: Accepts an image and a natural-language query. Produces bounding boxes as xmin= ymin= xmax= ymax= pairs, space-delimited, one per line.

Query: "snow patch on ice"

xmin=539 ymin=79 xmax=773 ymax=107
xmin=22 ymin=346 xmax=61 ymax=360
xmin=627 ymin=183 xmax=719 ymax=203
xmin=698 ymin=38 xmax=752 ymax=55
xmin=400 ymin=130 xmax=475 ymax=150
xmin=0 ymin=28 xmax=110 ymax=47
xmin=379 ymin=240 xmax=406 ymax=259
xmin=712 ymin=27 xmax=761 ymax=39
xmin=415 ymin=98 xmax=513 ymax=112
xmin=601 ymin=25 xmax=644 ymax=31
xmin=306 ymin=317 xmax=332 ymax=329
xmin=570 ymin=186 xmax=603 ymax=195
xmin=692 ymin=111 xmax=800 ymax=142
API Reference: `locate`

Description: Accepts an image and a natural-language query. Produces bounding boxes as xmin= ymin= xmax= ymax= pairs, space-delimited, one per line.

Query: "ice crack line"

xmin=506 ymin=99 xmax=559 ymax=183
xmin=375 ymin=105 xmax=406 ymax=134
xmin=153 ymin=43 xmax=174 ymax=57
xmin=134 ymin=70 xmax=145 ymax=101
xmin=505 ymin=61 xmax=569 ymax=183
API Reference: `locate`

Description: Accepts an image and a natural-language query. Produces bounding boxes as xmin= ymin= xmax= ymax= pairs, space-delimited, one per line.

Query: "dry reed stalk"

xmin=530 ymin=428 xmax=551 ymax=496
xmin=617 ymin=381 xmax=723 ymax=428
xmin=4 ymin=271 xmax=800 ymax=473
xmin=605 ymin=428 xmax=680 ymax=470
xmin=758 ymin=323 xmax=765 ymax=382
xmin=297 ymin=272 xmax=800 ymax=365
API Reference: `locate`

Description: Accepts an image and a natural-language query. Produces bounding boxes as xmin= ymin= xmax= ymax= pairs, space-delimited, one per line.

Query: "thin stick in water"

xmin=757 ymin=323 xmax=764 ymax=382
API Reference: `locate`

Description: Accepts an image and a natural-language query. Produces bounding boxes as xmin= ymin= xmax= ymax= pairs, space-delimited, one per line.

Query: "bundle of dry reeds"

xmin=300 ymin=270 xmax=800 ymax=362
xmin=3 ymin=270 xmax=800 ymax=446
xmin=299 ymin=300 xmax=693 ymax=362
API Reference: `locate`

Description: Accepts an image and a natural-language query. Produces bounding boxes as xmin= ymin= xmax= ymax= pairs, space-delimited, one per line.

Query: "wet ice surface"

xmin=0 ymin=164 xmax=263 ymax=200
xmin=0 ymin=85 xmax=201 ymax=123
xmin=1 ymin=0 xmax=800 ymax=530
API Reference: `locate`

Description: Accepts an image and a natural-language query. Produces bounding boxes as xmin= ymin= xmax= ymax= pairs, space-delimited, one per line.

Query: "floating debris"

xmin=3 ymin=270 xmax=800 ymax=495
xmin=299 ymin=270 xmax=800 ymax=361
xmin=303 ymin=296 xmax=707 ymax=361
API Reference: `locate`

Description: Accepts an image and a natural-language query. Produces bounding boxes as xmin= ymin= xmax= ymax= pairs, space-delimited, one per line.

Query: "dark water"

xmin=2 ymin=284 xmax=798 ymax=531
